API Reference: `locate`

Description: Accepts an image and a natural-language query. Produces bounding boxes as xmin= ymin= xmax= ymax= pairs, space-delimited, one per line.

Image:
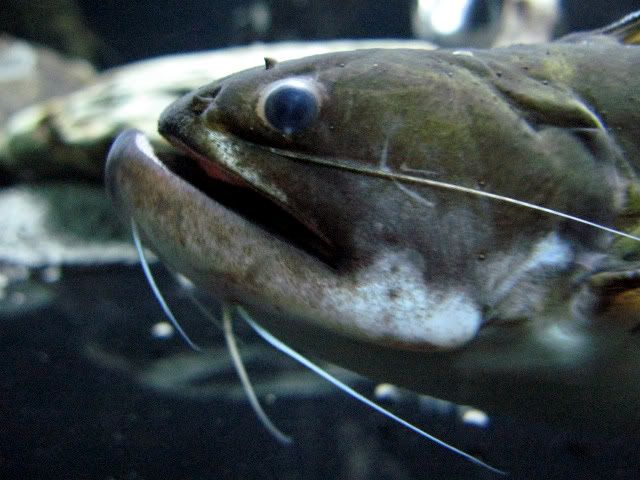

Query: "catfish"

xmin=106 ymin=11 xmax=640 ymax=434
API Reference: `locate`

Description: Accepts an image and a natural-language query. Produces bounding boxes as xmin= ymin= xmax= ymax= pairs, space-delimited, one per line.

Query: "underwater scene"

xmin=2 ymin=1 xmax=640 ymax=478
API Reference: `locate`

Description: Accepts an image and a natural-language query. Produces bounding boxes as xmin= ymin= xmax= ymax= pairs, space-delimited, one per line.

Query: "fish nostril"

xmin=189 ymin=85 xmax=222 ymax=114
xmin=210 ymin=84 xmax=222 ymax=98
xmin=190 ymin=96 xmax=212 ymax=114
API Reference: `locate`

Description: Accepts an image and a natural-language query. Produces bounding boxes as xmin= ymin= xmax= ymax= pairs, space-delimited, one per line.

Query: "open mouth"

xmin=158 ymin=133 xmax=337 ymax=265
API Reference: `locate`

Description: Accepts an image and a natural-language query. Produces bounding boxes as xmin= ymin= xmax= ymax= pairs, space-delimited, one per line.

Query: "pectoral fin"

xmin=491 ymin=69 xmax=627 ymax=170
xmin=588 ymin=264 xmax=640 ymax=330
xmin=496 ymin=80 xmax=605 ymax=132
xmin=611 ymin=183 xmax=640 ymax=261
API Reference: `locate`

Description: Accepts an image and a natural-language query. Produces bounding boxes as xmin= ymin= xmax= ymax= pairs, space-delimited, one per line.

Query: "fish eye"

xmin=258 ymin=78 xmax=320 ymax=135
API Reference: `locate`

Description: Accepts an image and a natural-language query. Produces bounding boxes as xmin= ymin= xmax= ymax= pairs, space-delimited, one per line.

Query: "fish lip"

xmin=156 ymin=90 xmax=339 ymax=263
xmin=109 ymin=126 xmax=337 ymax=265
xmin=105 ymin=128 xmax=158 ymax=211
xmin=168 ymin=138 xmax=337 ymax=264
xmin=161 ymin=133 xmax=248 ymax=187
xmin=106 ymin=130 xmax=483 ymax=351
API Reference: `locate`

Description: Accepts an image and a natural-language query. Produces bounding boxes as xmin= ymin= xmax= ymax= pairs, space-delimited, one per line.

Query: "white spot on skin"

xmin=488 ymin=231 xmax=573 ymax=306
xmin=393 ymin=180 xmax=435 ymax=207
xmin=323 ymin=250 xmax=481 ymax=349
xmin=539 ymin=322 xmax=588 ymax=353
xmin=526 ymin=232 xmax=573 ymax=268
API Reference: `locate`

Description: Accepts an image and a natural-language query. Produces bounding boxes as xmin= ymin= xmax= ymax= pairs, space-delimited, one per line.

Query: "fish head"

xmin=156 ymin=49 xmax=486 ymax=264
xmin=107 ymin=48 xmax=627 ymax=353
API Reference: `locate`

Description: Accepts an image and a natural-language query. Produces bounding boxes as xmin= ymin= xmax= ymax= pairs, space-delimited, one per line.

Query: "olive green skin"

xmin=108 ymin=30 xmax=640 ymax=432
xmin=159 ymin=35 xmax=639 ymax=316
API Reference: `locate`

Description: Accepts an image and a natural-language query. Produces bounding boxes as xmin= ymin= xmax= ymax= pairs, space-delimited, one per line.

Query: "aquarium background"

xmin=2 ymin=0 xmax=640 ymax=68
xmin=2 ymin=1 xmax=640 ymax=479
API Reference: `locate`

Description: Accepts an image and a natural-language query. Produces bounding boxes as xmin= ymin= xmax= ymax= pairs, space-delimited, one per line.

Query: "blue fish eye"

xmin=263 ymin=83 xmax=319 ymax=135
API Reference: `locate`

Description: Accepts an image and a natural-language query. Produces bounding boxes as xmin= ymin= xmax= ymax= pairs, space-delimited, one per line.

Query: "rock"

xmin=0 ymin=39 xmax=435 ymax=183
xmin=0 ymin=40 xmax=435 ymax=271
xmin=0 ymin=35 xmax=95 ymax=125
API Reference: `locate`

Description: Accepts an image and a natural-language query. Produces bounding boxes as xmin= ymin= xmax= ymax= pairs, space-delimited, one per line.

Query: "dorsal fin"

xmin=600 ymin=10 xmax=640 ymax=44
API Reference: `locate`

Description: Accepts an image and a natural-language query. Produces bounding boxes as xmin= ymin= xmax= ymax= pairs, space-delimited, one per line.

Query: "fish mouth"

xmin=106 ymin=129 xmax=486 ymax=351
xmin=108 ymin=128 xmax=335 ymax=265
xmin=165 ymin=134 xmax=337 ymax=264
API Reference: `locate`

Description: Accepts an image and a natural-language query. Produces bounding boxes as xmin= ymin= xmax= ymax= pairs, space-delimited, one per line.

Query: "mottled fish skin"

xmin=106 ymin=12 xmax=640 ymax=431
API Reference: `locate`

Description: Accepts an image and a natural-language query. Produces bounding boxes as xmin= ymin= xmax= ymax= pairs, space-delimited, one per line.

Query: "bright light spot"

xmin=151 ymin=321 xmax=175 ymax=339
xmin=374 ymin=383 xmax=401 ymax=402
xmin=175 ymin=273 xmax=195 ymax=289
xmin=461 ymin=407 xmax=490 ymax=427
xmin=134 ymin=131 xmax=159 ymax=162
xmin=541 ymin=323 xmax=586 ymax=353
xmin=417 ymin=0 xmax=473 ymax=35
xmin=249 ymin=1 xmax=271 ymax=35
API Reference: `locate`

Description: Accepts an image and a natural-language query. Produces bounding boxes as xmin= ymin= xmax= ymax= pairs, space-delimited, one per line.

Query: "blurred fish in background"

xmin=412 ymin=0 xmax=560 ymax=46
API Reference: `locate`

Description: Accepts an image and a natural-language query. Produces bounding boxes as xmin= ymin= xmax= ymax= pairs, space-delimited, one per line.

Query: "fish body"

xmin=107 ymin=12 xmax=640 ymax=431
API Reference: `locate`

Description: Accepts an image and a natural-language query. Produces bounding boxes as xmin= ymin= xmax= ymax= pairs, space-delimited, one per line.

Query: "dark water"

xmin=2 ymin=265 xmax=640 ymax=480
xmin=2 ymin=0 xmax=640 ymax=68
